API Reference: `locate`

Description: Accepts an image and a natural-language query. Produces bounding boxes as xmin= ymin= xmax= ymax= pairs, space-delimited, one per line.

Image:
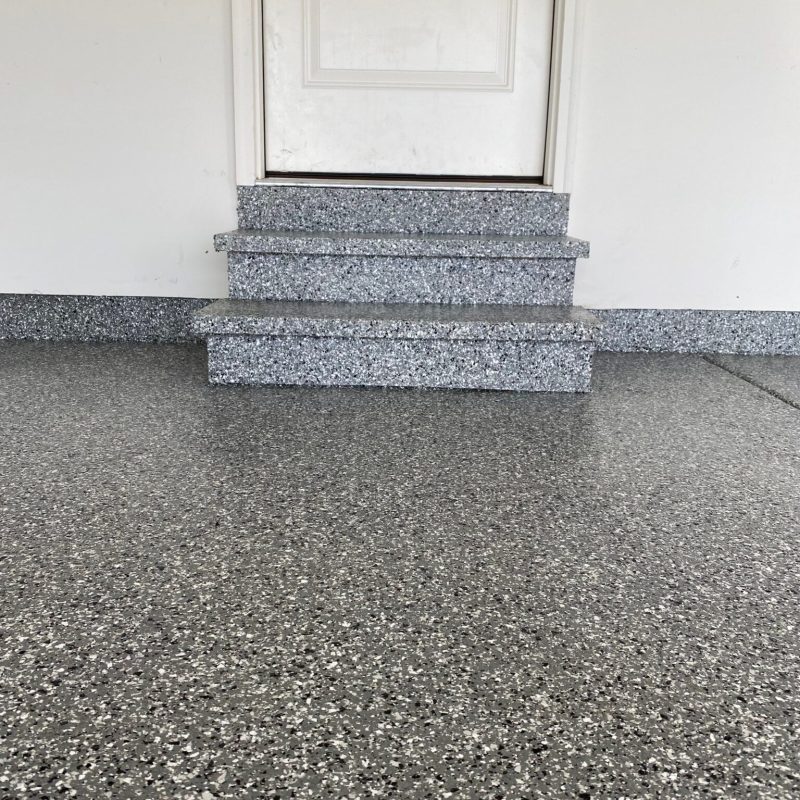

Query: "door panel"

xmin=264 ymin=0 xmax=554 ymax=178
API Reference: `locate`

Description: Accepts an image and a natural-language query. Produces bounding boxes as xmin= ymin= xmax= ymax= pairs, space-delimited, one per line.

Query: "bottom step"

xmin=193 ymin=300 xmax=601 ymax=393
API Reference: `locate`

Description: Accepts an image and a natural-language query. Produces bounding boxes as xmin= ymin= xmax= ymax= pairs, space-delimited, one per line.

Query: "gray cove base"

xmin=194 ymin=184 xmax=596 ymax=393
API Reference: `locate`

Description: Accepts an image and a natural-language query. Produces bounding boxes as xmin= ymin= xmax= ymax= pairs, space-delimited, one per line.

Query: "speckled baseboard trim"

xmin=592 ymin=309 xmax=800 ymax=355
xmin=5 ymin=297 xmax=797 ymax=356
xmin=237 ymin=185 xmax=570 ymax=236
xmin=228 ymin=253 xmax=576 ymax=306
xmin=206 ymin=335 xmax=595 ymax=392
xmin=0 ymin=294 xmax=210 ymax=343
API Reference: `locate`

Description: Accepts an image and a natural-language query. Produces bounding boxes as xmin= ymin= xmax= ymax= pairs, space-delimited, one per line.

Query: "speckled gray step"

xmin=228 ymin=252 xmax=576 ymax=305
xmin=238 ymin=185 xmax=569 ymax=235
xmin=193 ymin=300 xmax=600 ymax=392
xmin=215 ymin=229 xmax=589 ymax=261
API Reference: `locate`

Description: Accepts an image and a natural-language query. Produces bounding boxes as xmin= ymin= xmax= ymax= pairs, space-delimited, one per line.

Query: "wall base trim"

xmin=0 ymin=294 xmax=209 ymax=343
xmin=2 ymin=296 xmax=799 ymax=355
xmin=592 ymin=309 xmax=800 ymax=356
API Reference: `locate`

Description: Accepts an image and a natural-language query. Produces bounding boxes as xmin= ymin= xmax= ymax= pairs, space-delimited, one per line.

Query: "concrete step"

xmin=218 ymin=229 xmax=588 ymax=306
xmin=193 ymin=299 xmax=600 ymax=393
xmin=237 ymin=185 xmax=570 ymax=236
xmin=226 ymin=252 xmax=577 ymax=306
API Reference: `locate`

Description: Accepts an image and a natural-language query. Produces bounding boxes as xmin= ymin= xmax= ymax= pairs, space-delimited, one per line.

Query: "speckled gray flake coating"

xmin=215 ymin=230 xmax=590 ymax=260
xmin=1 ymin=343 xmax=799 ymax=798
xmin=594 ymin=308 xmax=800 ymax=355
xmin=0 ymin=294 xmax=209 ymax=342
xmin=220 ymin=185 xmax=589 ymax=392
xmin=228 ymin=253 xmax=576 ymax=306
xmin=206 ymin=336 xmax=594 ymax=392
xmin=237 ymin=184 xmax=569 ymax=235
xmin=194 ymin=301 xmax=599 ymax=392
xmin=193 ymin=299 xmax=601 ymax=342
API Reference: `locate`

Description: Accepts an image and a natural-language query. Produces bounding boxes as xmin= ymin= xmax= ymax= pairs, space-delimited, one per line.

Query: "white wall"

xmin=570 ymin=0 xmax=800 ymax=311
xmin=0 ymin=0 xmax=235 ymax=298
xmin=1 ymin=1 xmax=799 ymax=309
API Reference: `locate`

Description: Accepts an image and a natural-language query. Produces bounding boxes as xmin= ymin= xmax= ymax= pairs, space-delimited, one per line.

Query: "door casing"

xmin=230 ymin=0 xmax=582 ymax=191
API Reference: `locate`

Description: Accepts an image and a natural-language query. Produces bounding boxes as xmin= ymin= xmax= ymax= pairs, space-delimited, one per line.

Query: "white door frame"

xmin=231 ymin=0 xmax=583 ymax=191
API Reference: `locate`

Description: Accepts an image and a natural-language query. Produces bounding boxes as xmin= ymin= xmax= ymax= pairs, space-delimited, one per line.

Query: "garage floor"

xmin=1 ymin=343 xmax=798 ymax=799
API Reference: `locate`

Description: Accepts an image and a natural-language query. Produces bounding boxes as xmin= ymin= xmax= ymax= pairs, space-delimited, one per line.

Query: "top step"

xmin=238 ymin=185 xmax=570 ymax=236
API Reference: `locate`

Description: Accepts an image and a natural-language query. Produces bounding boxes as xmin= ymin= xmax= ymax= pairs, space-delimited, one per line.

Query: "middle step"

xmin=216 ymin=229 xmax=589 ymax=306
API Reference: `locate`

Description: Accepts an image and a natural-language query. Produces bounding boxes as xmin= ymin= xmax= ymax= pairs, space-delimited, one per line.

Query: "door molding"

xmin=231 ymin=0 xmax=265 ymax=185
xmin=303 ymin=0 xmax=517 ymax=91
xmin=543 ymin=0 xmax=583 ymax=191
xmin=231 ymin=0 xmax=582 ymax=190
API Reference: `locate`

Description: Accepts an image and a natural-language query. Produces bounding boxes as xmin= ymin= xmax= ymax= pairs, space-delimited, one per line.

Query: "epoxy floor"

xmin=0 ymin=343 xmax=798 ymax=800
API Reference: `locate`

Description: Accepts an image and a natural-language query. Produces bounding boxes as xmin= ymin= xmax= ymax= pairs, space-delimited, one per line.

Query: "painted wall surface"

xmin=570 ymin=0 xmax=800 ymax=310
xmin=0 ymin=0 xmax=236 ymax=297
xmin=1 ymin=0 xmax=799 ymax=309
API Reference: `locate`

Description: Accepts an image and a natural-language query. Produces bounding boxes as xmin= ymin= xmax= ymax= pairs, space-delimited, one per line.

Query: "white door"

xmin=263 ymin=0 xmax=555 ymax=179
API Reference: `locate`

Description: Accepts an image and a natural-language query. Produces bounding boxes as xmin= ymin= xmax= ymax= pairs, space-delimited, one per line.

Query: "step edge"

xmin=214 ymin=231 xmax=590 ymax=259
xmin=192 ymin=302 xmax=601 ymax=343
xmin=239 ymin=183 xmax=570 ymax=196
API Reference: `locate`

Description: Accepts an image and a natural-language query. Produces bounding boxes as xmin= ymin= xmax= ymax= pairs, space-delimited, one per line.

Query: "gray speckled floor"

xmin=1 ymin=343 xmax=799 ymax=800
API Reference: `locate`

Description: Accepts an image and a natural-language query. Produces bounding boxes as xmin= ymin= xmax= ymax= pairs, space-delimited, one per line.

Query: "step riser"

xmin=238 ymin=186 xmax=569 ymax=236
xmin=206 ymin=336 xmax=594 ymax=393
xmin=228 ymin=253 xmax=576 ymax=306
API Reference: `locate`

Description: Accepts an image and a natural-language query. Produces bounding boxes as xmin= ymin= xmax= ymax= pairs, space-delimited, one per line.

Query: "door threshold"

xmin=254 ymin=176 xmax=554 ymax=193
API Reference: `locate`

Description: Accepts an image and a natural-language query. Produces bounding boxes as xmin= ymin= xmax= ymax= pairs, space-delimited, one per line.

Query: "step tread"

xmin=193 ymin=299 xmax=600 ymax=342
xmin=214 ymin=229 xmax=590 ymax=260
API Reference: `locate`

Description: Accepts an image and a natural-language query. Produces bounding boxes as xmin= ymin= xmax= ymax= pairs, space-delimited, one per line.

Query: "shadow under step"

xmin=193 ymin=300 xmax=601 ymax=393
